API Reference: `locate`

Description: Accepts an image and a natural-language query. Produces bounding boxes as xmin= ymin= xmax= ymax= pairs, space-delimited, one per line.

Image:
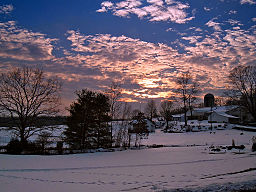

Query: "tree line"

xmin=0 ymin=65 xmax=255 ymax=153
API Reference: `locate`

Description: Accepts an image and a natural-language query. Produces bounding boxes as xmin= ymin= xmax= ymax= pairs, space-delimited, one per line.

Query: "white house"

xmin=172 ymin=113 xmax=185 ymax=122
xmin=145 ymin=119 xmax=156 ymax=132
xmin=208 ymin=111 xmax=239 ymax=123
xmin=176 ymin=106 xmax=240 ymax=123
xmin=130 ymin=119 xmax=156 ymax=133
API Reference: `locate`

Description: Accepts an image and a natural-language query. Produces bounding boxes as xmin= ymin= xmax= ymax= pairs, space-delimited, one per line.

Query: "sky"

xmin=0 ymin=0 xmax=255 ymax=112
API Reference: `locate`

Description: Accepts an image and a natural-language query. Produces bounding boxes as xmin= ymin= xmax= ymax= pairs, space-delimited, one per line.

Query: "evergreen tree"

xmin=144 ymin=100 xmax=158 ymax=121
xmin=160 ymin=100 xmax=173 ymax=131
xmin=64 ymin=89 xmax=111 ymax=150
xmin=130 ymin=112 xmax=148 ymax=147
xmin=91 ymin=93 xmax=111 ymax=148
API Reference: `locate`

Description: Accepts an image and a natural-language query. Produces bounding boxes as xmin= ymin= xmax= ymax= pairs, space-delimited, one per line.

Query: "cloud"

xmin=64 ymin=21 xmax=256 ymax=101
xmin=228 ymin=10 xmax=237 ymax=15
xmin=1 ymin=12 xmax=255 ymax=106
xmin=188 ymin=27 xmax=202 ymax=32
xmin=0 ymin=4 xmax=13 ymax=14
xmin=206 ymin=18 xmax=222 ymax=31
xmin=252 ymin=18 xmax=256 ymax=22
xmin=240 ymin=0 xmax=256 ymax=4
xmin=0 ymin=21 xmax=57 ymax=61
xmin=66 ymin=30 xmax=180 ymax=75
xmin=97 ymin=0 xmax=194 ymax=24
xmin=226 ymin=19 xmax=243 ymax=26
xmin=96 ymin=1 xmax=114 ymax=12
xmin=166 ymin=27 xmax=175 ymax=32
xmin=204 ymin=7 xmax=211 ymax=11
xmin=65 ymin=30 xmax=192 ymax=100
xmin=182 ymin=36 xmax=202 ymax=44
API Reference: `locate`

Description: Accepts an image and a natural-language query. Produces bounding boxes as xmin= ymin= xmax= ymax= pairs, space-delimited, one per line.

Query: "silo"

xmin=204 ymin=93 xmax=214 ymax=107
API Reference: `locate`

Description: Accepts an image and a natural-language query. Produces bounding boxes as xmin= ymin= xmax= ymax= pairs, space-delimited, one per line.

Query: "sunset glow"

xmin=0 ymin=0 xmax=255 ymax=110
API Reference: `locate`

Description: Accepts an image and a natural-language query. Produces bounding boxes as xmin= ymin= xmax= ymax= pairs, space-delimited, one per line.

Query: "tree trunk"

xmin=20 ymin=128 xmax=26 ymax=150
xmin=110 ymin=120 xmax=113 ymax=147
xmin=190 ymin=105 xmax=193 ymax=119
xmin=184 ymin=107 xmax=187 ymax=126
xmin=128 ymin=134 xmax=131 ymax=148
xmin=183 ymin=98 xmax=188 ymax=126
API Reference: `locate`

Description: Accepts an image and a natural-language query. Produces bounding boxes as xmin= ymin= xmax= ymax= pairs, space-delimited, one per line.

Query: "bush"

xmin=235 ymin=145 xmax=245 ymax=150
xmin=252 ymin=143 xmax=256 ymax=152
xmin=6 ymin=139 xmax=41 ymax=154
xmin=56 ymin=141 xmax=63 ymax=154
xmin=23 ymin=142 xmax=41 ymax=154
xmin=6 ymin=139 xmax=23 ymax=154
xmin=252 ymin=136 xmax=256 ymax=152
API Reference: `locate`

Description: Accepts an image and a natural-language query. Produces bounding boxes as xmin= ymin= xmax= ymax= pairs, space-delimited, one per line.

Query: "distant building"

xmin=172 ymin=113 xmax=185 ymax=122
xmin=182 ymin=106 xmax=240 ymax=123
xmin=204 ymin=93 xmax=215 ymax=107
xmin=208 ymin=110 xmax=239 ymax=124
xmin=130 ymin=119 xmax=156 ymax=133
xmin=171 ymin=102 xmax=253 ymax=124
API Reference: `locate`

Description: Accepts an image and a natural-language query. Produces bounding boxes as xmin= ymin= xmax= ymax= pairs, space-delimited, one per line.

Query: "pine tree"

xmin=64 ymin=89 xmax=111 ymax=150
xmin=130 ymin=112 xmax=148 ymax=148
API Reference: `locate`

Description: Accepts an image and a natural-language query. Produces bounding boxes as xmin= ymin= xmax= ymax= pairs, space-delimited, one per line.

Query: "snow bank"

xmin=0 ymin=128 xmax=256 ymax=192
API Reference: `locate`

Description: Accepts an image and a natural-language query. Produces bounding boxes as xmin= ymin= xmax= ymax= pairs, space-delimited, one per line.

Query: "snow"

xmin=214 ymin=111 xmax=239 ymax=119
xmin=172 ymin=114 xmax=184 ymax=118
xmin=192 ymin=105 xmax=238 ymax=113
xmin=233 ymin=125 xmax=256 ymax=132
xmin=143 ymin=129 xmax=253 ymax=147
xmin=1 ymin=128 xmax=256 ymax=192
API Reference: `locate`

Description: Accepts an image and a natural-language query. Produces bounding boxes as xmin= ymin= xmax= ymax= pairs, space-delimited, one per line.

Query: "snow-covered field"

xmin=1 ymin=129 xmax=256 ymax=192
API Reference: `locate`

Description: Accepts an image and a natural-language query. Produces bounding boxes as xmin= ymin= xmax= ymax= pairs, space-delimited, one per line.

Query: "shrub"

xmin=6 ymin=139 xmax=42 ymax=154
xmin=232 ymin=139 xmax=235 ymax=147
xmin=57 ymin=141 xmax=63 ymax=154
xmin=252 ymin=143 xmax=256 ymax=152
xmin=23 ymin=142 xmax=41 ymax=154
xmin=252 ymin=136 xmax=256 ymax=152
xmin=235 ymin=145 xmax=245 ymax=150
xmin=6 ymin=139 xmax=23 ymax=154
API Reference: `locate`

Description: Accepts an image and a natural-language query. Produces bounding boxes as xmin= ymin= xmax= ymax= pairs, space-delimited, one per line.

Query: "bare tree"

xmin=160 ymin=100 xmax=173 ymax=130
xmin=116 ymin=102 xmax=132 ymax=148
xmin=131 ymin=109 xmax=141 ymax=118
xmin=121 ymin=102 xmax=132 ymax=120
xmin=228 ymin=65 xmax=256 ymax=121
xmin=36 ymin=131 xmax=53 ymax=154
xmin=144 ymin=99 xmax=157 ymax=121
xmin=175 ymin=71 xmax=200 ymax=126
xmin=0 ymin=66 xmax=61 ymax=146
xmin=130 ymin=112 xmax=148 ymax=148
xmin=105 ymin=82 xmax=122 ymax=145
xmin=215 ymin=96 xmax=225 ymax=106
xmin=187 ymin=81 xmax=200 ymax=117
xmin=105 ymin=82 xmax=122 ymax=120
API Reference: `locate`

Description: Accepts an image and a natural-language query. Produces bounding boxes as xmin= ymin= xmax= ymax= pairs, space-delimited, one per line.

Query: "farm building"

xmin=208 ymin=111 xmax=239 ymax=123
xmin=174 ymin=106 xmax=241 ymax=124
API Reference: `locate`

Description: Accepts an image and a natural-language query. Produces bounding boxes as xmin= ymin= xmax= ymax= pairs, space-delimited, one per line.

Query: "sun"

xmin=138 ymin=78 xmax=161 ymax=88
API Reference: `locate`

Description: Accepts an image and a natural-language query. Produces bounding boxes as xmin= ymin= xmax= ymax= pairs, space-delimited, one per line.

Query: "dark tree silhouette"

xmin=130 ymin=112 xmax=148 ymax=148
xmin=105 ymin=82 xmax=122 ymax=146
xmin=160 ymin=100 xmax=173 ymax=131
xmin=144 ymin=99 xmax=157 ymax=121
xmin=228 ymin=65 xmax=256 ymax=121
xmin=64 ymin=89 xmax=111 ymax=150
xmin=175 ymin=71 xmax=200 ymax=126
xmin=0 ymin=66 xmax=61 ymax=147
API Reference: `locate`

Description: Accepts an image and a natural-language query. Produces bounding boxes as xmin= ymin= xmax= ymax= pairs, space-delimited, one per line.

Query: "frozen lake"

xmin=1 ymin=129 xmax=256 ymax=192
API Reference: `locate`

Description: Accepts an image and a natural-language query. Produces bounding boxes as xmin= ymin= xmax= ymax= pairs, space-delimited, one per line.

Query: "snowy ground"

xmin=1 ymin=128 xmax=256 ymax=192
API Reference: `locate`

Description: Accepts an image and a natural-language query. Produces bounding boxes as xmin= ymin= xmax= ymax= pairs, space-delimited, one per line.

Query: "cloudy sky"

xmin=0 ymin=0 xmax=255 ymax=112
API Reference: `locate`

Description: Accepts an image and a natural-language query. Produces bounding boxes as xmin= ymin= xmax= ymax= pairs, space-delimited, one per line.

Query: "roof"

xmin=172 ymin=114 xmax=184 ymax=118
xmin=193 ymin=105 xmax=239 ymax=113
xmin=214 ymin=111 xmax=239 ymax=119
